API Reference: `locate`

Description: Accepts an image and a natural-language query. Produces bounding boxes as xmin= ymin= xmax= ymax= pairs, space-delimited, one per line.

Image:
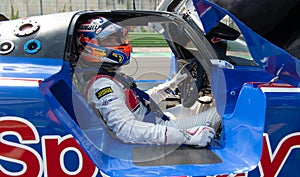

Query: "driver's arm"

xmin=87 ymin=77 xmax=215 ymax=147
xmin=146 ymin=69 xmax=187 ymax=104
xmin=87 ymin=77 xmax=181 ymax=144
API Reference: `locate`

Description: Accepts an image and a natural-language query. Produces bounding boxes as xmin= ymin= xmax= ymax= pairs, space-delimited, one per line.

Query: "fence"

xmin=0 ymin=0 xmax=162 ymax=19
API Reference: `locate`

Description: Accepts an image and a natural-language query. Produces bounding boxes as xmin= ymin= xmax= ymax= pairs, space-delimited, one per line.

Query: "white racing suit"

xmin=86 ymin=73 xmax=221 ymax=146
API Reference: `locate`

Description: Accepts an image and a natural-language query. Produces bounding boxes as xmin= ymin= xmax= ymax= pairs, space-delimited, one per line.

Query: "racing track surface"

xmin=121 ymin=47 xmax=173 ymax=80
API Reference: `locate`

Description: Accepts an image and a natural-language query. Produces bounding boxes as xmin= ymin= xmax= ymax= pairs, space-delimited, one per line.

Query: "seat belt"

xmin=132 ymin=87 xmax=170 ymax=121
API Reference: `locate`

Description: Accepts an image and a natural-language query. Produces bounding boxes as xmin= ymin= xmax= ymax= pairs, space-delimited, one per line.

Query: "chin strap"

xmin=98 ymin=69 xmax=170 ymax=121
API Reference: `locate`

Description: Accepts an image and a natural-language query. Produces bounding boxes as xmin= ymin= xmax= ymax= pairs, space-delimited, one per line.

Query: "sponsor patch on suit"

xmin=95 ymin=87 xmax=113 ymax=99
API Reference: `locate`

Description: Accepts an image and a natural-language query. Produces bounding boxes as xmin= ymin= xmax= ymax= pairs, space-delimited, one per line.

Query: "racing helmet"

xmin=76 ymin=16 xmax=131 ymax=68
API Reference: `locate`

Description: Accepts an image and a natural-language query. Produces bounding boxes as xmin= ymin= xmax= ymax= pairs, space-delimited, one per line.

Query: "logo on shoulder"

xmin=95 ymin=87 xmax=113 ymax=100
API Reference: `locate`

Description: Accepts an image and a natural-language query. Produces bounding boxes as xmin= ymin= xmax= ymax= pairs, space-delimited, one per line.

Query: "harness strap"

xmin=133 ymin=87 xmax=170 ymax=121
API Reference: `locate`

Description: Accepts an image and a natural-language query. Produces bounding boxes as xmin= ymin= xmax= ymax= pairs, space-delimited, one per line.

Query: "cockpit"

xmin=0 ymin=6 xmax=268 ymax=176
xmin=60 ymin=10 xmax=265 ymax=176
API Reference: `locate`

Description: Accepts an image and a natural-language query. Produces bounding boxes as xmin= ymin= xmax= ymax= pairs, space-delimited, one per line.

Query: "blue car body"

xmin=0 ymin=1 xmax=300 ymax=176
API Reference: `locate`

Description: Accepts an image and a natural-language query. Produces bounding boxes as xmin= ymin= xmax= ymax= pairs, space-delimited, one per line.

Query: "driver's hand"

xmin=170 ymin=66 xmax=188 ymax=86
xmin=181 ymin=126 xmax=215 ymax=147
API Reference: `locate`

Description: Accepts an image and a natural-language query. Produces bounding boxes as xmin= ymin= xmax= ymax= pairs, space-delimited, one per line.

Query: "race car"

xmin=0 ymin=0 xmax=300 ymax=176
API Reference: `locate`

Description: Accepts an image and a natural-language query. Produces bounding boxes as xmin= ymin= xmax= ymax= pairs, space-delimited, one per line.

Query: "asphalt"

xmin=131 ymin=47 xmax=172 ymax=57
xmin=132 ymin=47 xmax=171 ymax=53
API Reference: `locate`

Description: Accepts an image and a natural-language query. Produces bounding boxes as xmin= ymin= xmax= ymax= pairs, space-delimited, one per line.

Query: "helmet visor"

xmin=96 ymin=23 xmax=129 ymax=47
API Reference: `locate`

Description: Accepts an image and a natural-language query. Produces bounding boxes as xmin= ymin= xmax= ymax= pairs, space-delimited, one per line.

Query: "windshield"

xmin=71 ymin=11 xmax=222 ymax=162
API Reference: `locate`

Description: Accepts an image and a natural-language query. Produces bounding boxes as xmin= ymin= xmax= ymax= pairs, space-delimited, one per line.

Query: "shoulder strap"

xmin=133 ymin=87 xmax=170 ymax=121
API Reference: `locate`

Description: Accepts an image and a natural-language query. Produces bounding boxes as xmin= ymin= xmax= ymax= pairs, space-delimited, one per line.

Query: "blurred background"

xmin=0 ymin=0 xmax=163 ymax=19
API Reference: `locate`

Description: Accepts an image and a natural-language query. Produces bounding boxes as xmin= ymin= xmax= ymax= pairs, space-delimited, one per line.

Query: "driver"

xmin=73 ymin=17 xmax=221 ymax=147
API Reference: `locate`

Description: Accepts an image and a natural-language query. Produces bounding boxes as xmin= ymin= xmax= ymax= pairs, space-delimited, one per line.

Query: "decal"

xmin=112 ymin=52 xmax=124 ymax=63
xmin=91 ymin=47 xmax=106 ymax=58
xmin=101 ymin=97 xmax=118 ymax=106
xmin=125 ymin=89 xmax=140 ymax=111
xmin=164 ymin=88 xmax=172 ymax=94
xmin=214 ymin=174 xmax=247 ymax=177
xmin=0 ymin=117 xmax=43 ymax=176
xmin=95 ymin=27 xmax=103 ymax=34
xmin=79 ymin=17 xmax=106 ymax=32
xmin=42 ymin=135 xmax=98 ymax=177
xmin=79 ymin=24 xmax=100 ymax=31
xmin=211 ymin=37 xmax=222 ymax=43
xmin=209 ymin=133 xmax=300 ymax=177
xmin=258 ymin=133 xmax=300 ymax=177
xmin=95 ymin=87 xmax=113 ymax=100
xmin=0 ymin=117 xmax=98 ymax=177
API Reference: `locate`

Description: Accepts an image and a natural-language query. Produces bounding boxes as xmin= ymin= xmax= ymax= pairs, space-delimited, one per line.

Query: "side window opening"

xmin=206 ymin=18 xmax=257 ymax=67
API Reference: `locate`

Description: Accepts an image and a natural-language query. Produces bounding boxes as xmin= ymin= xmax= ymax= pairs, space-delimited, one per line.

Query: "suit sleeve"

xmin=145 ymin=80 xmax=177 ymax=104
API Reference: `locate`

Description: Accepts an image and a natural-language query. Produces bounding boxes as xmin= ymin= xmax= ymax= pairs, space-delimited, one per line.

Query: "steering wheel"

xmin=177 ymin=64 xmax=199 ymax=108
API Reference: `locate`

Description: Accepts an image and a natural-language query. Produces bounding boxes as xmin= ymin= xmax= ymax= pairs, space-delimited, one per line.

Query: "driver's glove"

xmin=146 ymin=66 xmax=188 ymax=104
xmin=181 ymin=126 xmax=215 ymax=147
xmin=169 ymin=66 xmax=188 ymax=89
